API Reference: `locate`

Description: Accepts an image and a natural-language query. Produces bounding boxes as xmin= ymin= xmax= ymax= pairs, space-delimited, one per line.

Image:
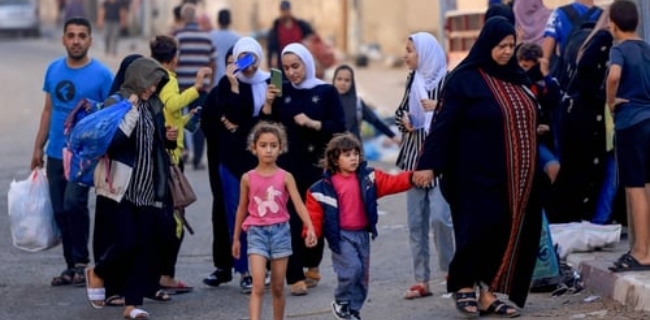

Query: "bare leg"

xmin=271 ymin=257 xmax=288 ymax=320
xmin=627 ymin=187 xmax=650 ymax=264
xmin=248 ymin=254 xmax=268 ymax=320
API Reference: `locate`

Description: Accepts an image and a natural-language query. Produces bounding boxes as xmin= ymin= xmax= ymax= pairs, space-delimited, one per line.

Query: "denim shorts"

xmin=246 ymin=222 xmax=292 ymax=260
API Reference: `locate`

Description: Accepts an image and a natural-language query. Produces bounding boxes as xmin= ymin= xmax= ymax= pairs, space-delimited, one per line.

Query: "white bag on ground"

xmin=7 ymin=169 xmax=60 ymax=252
xmin=549 ymin=221 xmax=621 ymax=259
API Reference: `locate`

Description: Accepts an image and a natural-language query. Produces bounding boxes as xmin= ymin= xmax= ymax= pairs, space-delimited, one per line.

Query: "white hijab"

xmin=408 ymin=32 xmax=447 ymax=133
xmin=233 ymin=37 xmax=270 ymax=116
xmin=281 ymin=43 xmax=325 ymax=90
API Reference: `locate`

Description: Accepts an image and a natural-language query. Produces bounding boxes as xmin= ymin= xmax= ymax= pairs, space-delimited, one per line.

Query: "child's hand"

xmin=304 ymin=228 xmax=318 ymax=248
xmin=537 ymin=124 xmax=550 ymax=135
xmin=165 ymin=126 xmax=178 ymax=141
xmin=400 ymin=112 xmax=414 ymax=132
xmin=232 ymin=240 xmax=241 ymax=259
xmin=128 ymin=94 xmax=139 ymax=106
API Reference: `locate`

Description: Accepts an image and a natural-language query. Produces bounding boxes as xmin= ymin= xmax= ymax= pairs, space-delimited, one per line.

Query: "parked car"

xmin=0 ymin=0 xmax=40 ymax=37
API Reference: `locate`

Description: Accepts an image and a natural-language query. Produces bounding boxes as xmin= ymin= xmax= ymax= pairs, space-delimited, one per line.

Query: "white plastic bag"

xmin=550 ymin=221 xmax=621 ymax=259
xmin=7 ymin=169 xmax=60 ymax=252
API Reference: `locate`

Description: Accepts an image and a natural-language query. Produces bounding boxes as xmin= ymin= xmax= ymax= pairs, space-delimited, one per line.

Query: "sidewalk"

xmin=353 ymin=62 xmax=650 ymax=313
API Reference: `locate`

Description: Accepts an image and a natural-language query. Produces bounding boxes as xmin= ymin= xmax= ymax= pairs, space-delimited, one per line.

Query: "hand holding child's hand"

xmin=421 ymin=99 xmax=437 ymax=111
xmin=304 ymin=228 xmax=318 ymax=248
xmin=232 ymin=240 xmax=241 ymax=259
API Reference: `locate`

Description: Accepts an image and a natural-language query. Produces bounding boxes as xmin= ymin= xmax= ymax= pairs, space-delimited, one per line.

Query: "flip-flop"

xmin=84 ymin=267 xmax=105 ymax=309
xmin=609 ymin=253 xmax=650 ymax=273
xmin=124 ymin=308 xmax=149 ymax=319
xmin=404 ymin=284 xmax=433 ymax=300
xmin=145 ymin=289 xmax=172 ymax=302
xmin=160 ymin=280 xmax=193 ymax=294
xmin=105 ymin=295 xmax=125 ymax=307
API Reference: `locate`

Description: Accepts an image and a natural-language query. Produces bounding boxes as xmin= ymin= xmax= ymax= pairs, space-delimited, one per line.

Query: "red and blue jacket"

xmin=304 ymin=162 xmax=412 ymax=254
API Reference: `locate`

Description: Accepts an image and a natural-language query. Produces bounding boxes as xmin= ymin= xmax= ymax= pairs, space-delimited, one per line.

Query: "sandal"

xmin=304 ymin=270 xmax=321 ymax=288
xmin=124 ymin=307 xmax=149 ymax=319
xmin=71 ymin=266 xmax=86 ymax=287
xmin=404 ymin=284 xmax=433 ymax=300
xmin=51 ymin=269 xmax=75 ymax=286
xmin=454 ymin=291 xmax=479 ymax=319
xmin=160 ymin=280 xmax=193 ymax=294
xmin=145 ymin=289 xmax=171 ymax=302
xmin=609 ymin=253 xmax=650 ymax=273
xmin=84 ymin=267 xmax=105 ymax=309
xmin=105 ymin=295 xmax=125 ymax=307
xmin=290 ymin=280 xmax=308 ymax=296
xmin=479 ymin=299 xmax=521 ymax=318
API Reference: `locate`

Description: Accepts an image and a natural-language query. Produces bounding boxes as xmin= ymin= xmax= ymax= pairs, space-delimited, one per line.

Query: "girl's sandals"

xmin=479 ymin=299 xmax=521 ymax=318
xmin=404 ymin=284 xmax=433 ymax=300
xmin=454 ymin=291 xmax=480 ymax=318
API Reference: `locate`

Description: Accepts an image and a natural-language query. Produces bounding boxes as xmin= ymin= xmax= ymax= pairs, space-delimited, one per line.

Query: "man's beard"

xmin=67 ymin=47 xmax=89 ymax=61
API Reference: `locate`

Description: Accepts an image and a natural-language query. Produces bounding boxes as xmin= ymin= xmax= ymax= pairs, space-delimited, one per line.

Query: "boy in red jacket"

xmin=304 ymin=133 xmax=412 ymax=320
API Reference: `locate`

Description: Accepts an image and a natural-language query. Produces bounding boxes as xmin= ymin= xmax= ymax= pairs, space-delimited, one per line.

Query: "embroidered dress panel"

xmin=124 ymin=102 xmax=156 ymax=206
xmin=479 ymin=70 xmax=537 ymax=294
xmin=242 ymin=169 xmax=290 ymax=231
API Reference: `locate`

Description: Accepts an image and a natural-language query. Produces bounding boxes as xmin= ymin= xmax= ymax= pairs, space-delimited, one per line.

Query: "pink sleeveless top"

xmin=242 ymin=169 xmax=290 ymax=231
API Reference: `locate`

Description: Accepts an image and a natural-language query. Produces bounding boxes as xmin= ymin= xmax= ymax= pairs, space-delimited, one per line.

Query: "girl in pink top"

xmin=232 ymin=122 xmax=317 ymax=320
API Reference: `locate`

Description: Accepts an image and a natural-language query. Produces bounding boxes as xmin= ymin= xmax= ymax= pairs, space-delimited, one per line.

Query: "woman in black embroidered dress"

xmin=413 ymin=17 xmax=546 ymax=318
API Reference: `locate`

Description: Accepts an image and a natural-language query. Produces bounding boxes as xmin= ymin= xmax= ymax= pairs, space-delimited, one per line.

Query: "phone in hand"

xmin=271 ymin=68 xmax=283 ymax=97
xmin=234 ymin=53 xmax=255 ymax=73
xmin=185 ymin=106 xmax=202 ymax=133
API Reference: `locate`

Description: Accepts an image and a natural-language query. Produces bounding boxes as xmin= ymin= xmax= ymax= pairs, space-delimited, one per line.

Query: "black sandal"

xmin=609 ymin=253 xmax=650 ymax=272
xmin=479 ymin=299 xmax=521 ymax=318
xmin=51 ymin=269 xmax=75 ymax=286
xmin=145 ymin=289 xmax=171 ymax=302
xmin=453 ymin=291 xmax=480 ymax=318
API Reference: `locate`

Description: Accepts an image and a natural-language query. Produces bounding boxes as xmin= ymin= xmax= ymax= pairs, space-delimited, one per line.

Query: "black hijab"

xmin=485 ymin=3 xmax=515 ymax=25
xmin=332 ymin=64 xmax=358 ymax=130
xmin=451 ymin=17 xmax=528 ymax=85
xmin=109 ymin=54 xmax=143 ymax=95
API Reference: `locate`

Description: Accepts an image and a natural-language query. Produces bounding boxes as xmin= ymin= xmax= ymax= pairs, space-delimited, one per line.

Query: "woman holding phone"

xmin=261 ymin=42 xmax=346 ymax=296
xmin=202 ymin=37 xmax=269 ymax=293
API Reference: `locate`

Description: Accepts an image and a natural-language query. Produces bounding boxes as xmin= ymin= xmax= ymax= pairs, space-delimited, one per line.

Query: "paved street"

xmin=0 ymin=32 xmax=646 ymax=320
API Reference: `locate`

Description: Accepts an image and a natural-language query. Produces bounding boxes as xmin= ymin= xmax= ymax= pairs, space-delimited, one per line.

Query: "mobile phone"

xmin=271 ymin=68 xmax=283 ymax=97
xmin=185 ymin=107 xmax=202 ymax=133
xmin=234 ymin=53 xmax=255 ymax=73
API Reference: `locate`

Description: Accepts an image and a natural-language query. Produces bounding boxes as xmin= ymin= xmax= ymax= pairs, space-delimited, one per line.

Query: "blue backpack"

xmin=63 ymin=94 xmax=131 ymax=186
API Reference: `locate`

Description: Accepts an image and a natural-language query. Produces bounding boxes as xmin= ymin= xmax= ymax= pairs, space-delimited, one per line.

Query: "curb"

xmin=568 ymin=242 xmax=650 ymax=312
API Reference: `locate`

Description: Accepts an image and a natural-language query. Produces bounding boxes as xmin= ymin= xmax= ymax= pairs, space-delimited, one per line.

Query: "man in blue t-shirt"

xmin=541 ymin=0 xmax=601 ymax=67
xmin=30 ymin=17 xmax=114 ymax=287
xmin=606 ymin=0 xmax=650 ymax=272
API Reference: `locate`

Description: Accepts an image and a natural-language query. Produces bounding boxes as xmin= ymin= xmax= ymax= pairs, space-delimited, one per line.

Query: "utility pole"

xmin=636 ymin=0 xmax=649 ymax=42
xmin=141 ymin=0 xmax=152 ymax=37
xmin=438 ymin=0 xmax=457 ymax=51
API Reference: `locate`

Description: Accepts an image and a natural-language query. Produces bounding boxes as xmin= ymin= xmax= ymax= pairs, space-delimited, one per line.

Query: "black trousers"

xmin=93 ymin=198 xmax=160 ymax=306
xmin=285 ymin=178 xmax=325 ymax=285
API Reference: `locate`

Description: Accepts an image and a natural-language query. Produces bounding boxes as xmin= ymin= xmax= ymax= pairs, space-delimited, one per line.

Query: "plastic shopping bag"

xmin=7 ymin=169 xmax=60 ymax=252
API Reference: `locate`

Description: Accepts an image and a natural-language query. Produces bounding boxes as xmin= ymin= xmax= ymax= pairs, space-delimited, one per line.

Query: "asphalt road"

xmin=0 ymin=32 xmax=646 ymax=320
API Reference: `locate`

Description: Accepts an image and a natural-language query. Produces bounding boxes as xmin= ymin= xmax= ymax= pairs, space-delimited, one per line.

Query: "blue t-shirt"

xmin=610 ymin=40 xmax=650 ymax=130
xmin=42 ymin=57 xmax=114 ymax=159
xmin=543 ymin=3 xmax=601 ymax=52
